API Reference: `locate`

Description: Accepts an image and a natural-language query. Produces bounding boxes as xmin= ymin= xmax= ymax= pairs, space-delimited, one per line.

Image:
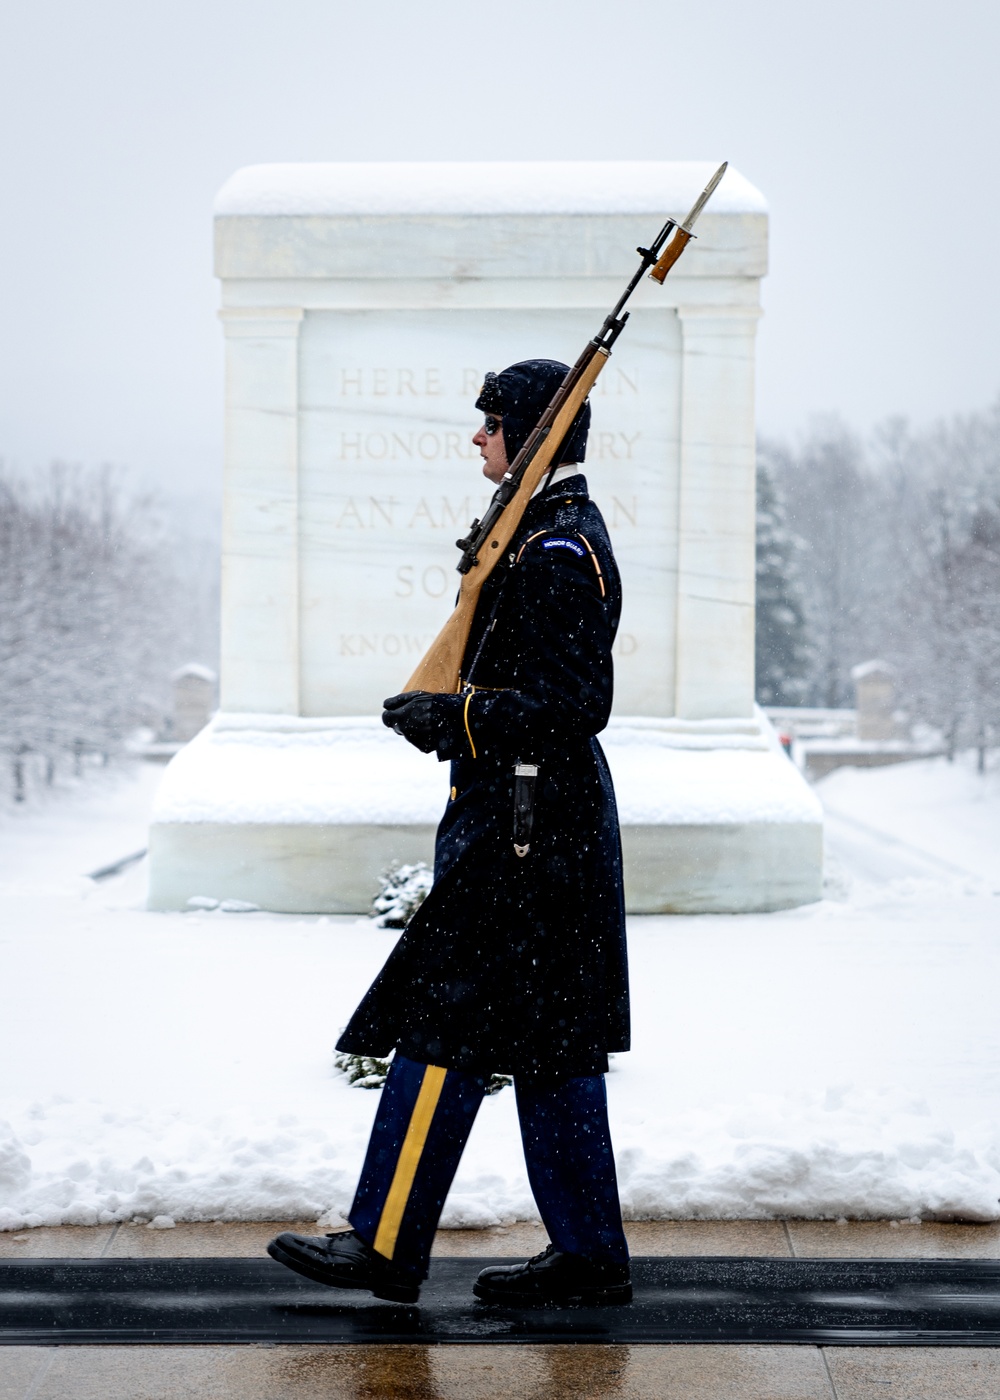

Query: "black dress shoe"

xmin=474 ymin=1243 xmax=632 ymax=1305
xmin=266 ymin=1228 xmax=420 ymax=1303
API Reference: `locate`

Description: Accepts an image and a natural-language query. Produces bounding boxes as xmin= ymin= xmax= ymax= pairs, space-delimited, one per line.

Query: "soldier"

xmin=269 ymin=359 xmax=630 ymax=1306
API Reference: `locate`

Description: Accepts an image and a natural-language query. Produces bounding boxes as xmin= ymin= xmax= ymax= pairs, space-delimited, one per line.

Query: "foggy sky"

xmin=1 ymin=0 xmax=997 ymax=504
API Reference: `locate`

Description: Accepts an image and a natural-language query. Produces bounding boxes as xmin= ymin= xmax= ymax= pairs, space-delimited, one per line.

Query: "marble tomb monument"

xmin=148 ymin=161 xmax=822 ymax=914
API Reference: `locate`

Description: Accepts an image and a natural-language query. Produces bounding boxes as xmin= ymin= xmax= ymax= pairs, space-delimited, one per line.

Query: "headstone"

xmin=171 ymin=664 xmax=217 ymax=742
xmin=851 ymin=660 xmax=898 ymax=742
xmin=796 ymin=663 xmax=937 ymax=777
xmin=148 ymin=162 xmax=822 ymax=914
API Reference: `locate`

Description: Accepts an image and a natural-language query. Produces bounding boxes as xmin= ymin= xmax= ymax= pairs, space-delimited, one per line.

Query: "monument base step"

xmin=147 ymin=818 xmax=822 ymax=915
xmin=622 ymin=820 xmax=822 ymax=913
xmin=146 ymin=711 xmax=824 ymax=915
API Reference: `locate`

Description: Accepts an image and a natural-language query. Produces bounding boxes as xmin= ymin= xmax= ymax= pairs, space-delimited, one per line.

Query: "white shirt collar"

xmin=531 ymin=463 xmax=582 ymax=498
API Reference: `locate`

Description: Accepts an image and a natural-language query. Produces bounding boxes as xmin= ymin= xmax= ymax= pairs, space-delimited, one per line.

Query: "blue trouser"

xmin=348 ymin=1055 xmax=628 ymax=1279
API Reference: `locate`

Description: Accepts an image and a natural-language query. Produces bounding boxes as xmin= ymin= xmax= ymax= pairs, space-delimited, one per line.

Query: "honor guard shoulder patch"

xmin=541 ymin=537 xmax=586 ymax=558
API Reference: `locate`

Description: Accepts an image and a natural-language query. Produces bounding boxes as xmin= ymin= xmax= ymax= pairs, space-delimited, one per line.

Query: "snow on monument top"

xmin=851 ymin=659 xmax=895 ymax=681
xmin=171 ymin=662 xmax=217 ymax=684
xmin=214 ymin=161 xmax=767 ymax=219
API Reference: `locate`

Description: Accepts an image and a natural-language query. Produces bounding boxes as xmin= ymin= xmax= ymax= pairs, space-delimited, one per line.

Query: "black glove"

xmin=382 ymin=691 xmax=461 ymax=754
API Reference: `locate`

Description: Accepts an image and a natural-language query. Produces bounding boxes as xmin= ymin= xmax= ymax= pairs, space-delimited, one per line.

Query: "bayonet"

xmin=649 ymin=161 xmax=728 ymax=283
xmin=681 ymin=160 xmax=728 ymax=233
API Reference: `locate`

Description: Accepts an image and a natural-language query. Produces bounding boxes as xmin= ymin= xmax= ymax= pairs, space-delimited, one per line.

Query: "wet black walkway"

xmin=4 ymin=1255 xmax=1000 ymax=1346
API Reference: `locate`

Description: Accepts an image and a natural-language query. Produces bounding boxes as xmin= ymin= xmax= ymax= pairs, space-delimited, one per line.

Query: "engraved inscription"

xmin=335 ymin=428 xmax=640 ymax=464
xmin=336 ymin=629 xmax=639 ymax=661
xmin=338 ymin=368 xmax=445 ymax=397
xmin=594 ymin=367 xmax=638 ymax=396
xmin=340 ymin=633 xmax=434 ymax=657
xmin=334 ymin=495 xmax=493 ymax=530
xmin=333 ymin=496 xmax=638 ymax=531
xmin=338 ymin=431 xmax=477 ymax=462
xmin=395 ymin=565 xmax=453 ymax=598
xmin=593 ymin=432 xmax=641 ymax=460
xmin=611 ymin=497 xmax=638 ymax=528
xmin=332 ymin=365 xmax=639 ymax=400
xmin=296 ymin=305 xmax=682 ymax=714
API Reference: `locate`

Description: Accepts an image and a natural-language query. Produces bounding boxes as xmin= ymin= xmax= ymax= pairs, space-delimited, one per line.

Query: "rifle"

xmin=403 ymin=161 xmax=728 ymax=696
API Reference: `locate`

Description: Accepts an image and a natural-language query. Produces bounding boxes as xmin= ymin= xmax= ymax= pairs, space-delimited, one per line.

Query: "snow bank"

xmin=214 ymin=161 xmax=766 ymax=220
xmin=152 ymin=713 xmax=821 ymax=827
xmin=615 ymin=1089 xmax=1000 ymax=1223
xmin=1 ymin=1084 xmax=996 ymax=1232
xmin=3 ymin=752 xmax=999 ymax=1231
xmin=0 ymin=1101 xmax=365 ymax=1231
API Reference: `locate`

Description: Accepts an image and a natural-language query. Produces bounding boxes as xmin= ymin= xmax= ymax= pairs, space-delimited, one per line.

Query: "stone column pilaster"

xmin=219 ymin=307 xmax=304 ymax=714
xmin=673 ymin=304 xmax=761 ymax=720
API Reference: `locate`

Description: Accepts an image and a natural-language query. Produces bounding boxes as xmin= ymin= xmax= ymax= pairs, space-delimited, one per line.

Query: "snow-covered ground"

xmin=1 ymin=752 xmax=999 ymax=1231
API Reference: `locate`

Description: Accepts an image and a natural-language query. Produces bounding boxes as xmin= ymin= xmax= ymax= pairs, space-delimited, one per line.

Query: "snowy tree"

xmin=769 ymin=419 xmax=880 ymax=708
xmin=879 ymin=401 xmax=1000 ymax=765
xmin=765 ymin=394 xmax=1000 ymax=768
xmin=953 ymin=504 xmax=1000 ymax=768
xmin=904 ymin=498 xmax=1000 ymax=767
xmin=754 ymin=453 xmax=812 ymax=705
xmin=0 ymin=463 xmax=219 ymax=800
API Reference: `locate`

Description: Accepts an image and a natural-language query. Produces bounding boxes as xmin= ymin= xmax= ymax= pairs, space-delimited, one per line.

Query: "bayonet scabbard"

xmin=513 ymin=762 xmax=539 ymax=858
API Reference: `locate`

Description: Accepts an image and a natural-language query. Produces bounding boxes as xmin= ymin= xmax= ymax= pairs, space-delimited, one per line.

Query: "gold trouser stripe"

xmin=372 ymin=1064 xmax=448 ymax=1260
xmin=462 ymin=692 xmax=477 ymax=759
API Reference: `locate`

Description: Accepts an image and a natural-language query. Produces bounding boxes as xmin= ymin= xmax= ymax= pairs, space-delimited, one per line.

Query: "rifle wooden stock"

xmin=404 ymin=347 xmax=609 ymax=694
xmin=649 ymin=227 xmax=692 ymax=284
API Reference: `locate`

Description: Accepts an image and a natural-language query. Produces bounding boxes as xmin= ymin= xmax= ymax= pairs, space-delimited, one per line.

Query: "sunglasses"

xmin=483 ymin=414 xmax=502 ymax=436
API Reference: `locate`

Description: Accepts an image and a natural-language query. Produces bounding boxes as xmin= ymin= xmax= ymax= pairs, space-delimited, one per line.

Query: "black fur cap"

xmin=475 ymin=359 xmax=590 ymax=467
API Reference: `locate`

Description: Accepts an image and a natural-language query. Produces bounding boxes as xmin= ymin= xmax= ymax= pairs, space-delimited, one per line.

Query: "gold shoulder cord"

xmin=515 ymin=530 xmax=551 ymax=564
xmin=575 ymin=532 xmax=606 ymax=598
xmin=515 ymin=528 xmax=606 ymax=599
xmin=460 ymin=527 xmax=604 ymax=763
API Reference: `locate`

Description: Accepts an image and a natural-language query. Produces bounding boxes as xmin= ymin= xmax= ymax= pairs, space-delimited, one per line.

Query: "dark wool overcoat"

xmin=337 ymin=473 xmax=629 ymax=1083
